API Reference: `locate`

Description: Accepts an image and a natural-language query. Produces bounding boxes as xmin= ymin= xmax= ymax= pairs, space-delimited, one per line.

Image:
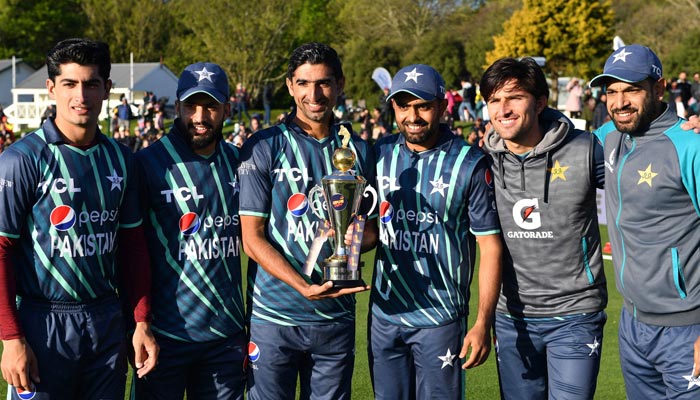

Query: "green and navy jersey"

xmin=595 ymin=106 xmax=700 ymax=326
xmin=238 ymin=118 xmax=375 ymax=326
xmin=371 ymin=126 xmax=500 ymax=328
xmin=0 ymin=119 xmax=141 ymax=302
xmin=135 ymin=124 xmax=245 ymax=342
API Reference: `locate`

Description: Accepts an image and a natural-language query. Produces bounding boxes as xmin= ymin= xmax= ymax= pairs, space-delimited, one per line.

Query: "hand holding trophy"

xmin=307 ymin=126 xmax=377 ymax=288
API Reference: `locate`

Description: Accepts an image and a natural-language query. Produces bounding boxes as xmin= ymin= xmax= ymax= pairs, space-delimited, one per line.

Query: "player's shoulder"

xmin=0 ymin=130 xmax=49 ymax=165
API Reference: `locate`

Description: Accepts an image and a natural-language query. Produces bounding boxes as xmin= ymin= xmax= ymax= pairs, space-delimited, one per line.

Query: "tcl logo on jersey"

xmin=513 ymin=198 xmax=541 ymax=230
xmin=39 ymin=178 xmax=81 ymax=194
xmin=287 ymin=193 xmax=309 ymax=217
xmin=272 ymin=168 xmax=312 ymax=183
xmin=377 ymin=176 xmax=401 ymax=192
xmin=161 ymin=187 xmax=204 ymax=203
xmin=50 ymin=205 xmax=76 ymax=231
xmin=179 ymin=212 xmax=201 ymax=235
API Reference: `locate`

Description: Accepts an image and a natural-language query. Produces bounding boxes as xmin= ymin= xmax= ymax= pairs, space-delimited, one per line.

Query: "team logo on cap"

xmin=248 ymin=342 xmax=261 ymax=363
xmin=50 ymin=205 xmax=76 ymax=231
xmin=379 ymin=201 xmax=393 ymax=224
xmin=330 ymin=193 xmax=346 ymax=211
xmin=16 ymin=386 xmax=36 ymax=400
xmin=287 ymin=193 xmax=309 ymax=217
xmin=179 ymin=212 xmax=201 ymax=236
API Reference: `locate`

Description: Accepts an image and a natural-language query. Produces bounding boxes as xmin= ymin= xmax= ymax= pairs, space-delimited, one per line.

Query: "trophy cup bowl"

xmin=319 ymin=172 xmax=367 ymax=287
xmin=308 ymin=143 xmax=375 ymax=288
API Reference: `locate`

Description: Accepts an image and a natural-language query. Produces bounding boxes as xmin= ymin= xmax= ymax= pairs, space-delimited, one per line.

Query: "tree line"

xmin=1 ymin=0 xmax=699 ymax=110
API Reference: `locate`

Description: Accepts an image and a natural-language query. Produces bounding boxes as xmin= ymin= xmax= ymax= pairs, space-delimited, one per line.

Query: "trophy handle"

xmin=362 ymin=186 xmax=378 ymax=216
xmin=308 ymin=185 xmax=327 ymax=220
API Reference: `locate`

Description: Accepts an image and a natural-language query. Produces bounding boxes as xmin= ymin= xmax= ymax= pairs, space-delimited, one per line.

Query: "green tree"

xmin=166 ymin=0 xmax=304 ymax=104
xmin=81 ymin=0 xmax=172 ymax=63
xmin=331 ymin=0 xmax=464 ymax=108
xmin=487 ymin=0 xmax=614 ymax=105
xmin=0 ymin=0 xmax=87 ymax=67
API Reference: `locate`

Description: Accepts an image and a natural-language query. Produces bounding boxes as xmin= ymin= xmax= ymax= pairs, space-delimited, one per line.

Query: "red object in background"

xmin=603 ymin=242 xmax=611 ymax=254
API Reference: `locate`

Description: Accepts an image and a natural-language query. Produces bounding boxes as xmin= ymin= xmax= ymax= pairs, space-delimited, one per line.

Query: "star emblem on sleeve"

xmin=549 ymin=160 xmax=569 ymax=182
xmin=637 ymin=163 xmax=658 ymax=187
xmin=195 ymin=67 xmax=215 ymax=82
xmin=106 ymin=169 xmax=123 ymax=191
xmin=438 ymin=348 xmax=456 ymax=369
xmin=587 ymin=337 xmax=600 ymax=357
xmin=430 ymin=176 xmax=450 ymax=197
xmin=683 ymin=373 xmax=700 ymax=390
xmin=404 ymin=67 xmax=423 ymax=83
xmin=229 ymin=180 xmax=239 ymax=195
xmin=612 ymin=48 xmax=632 ymax=63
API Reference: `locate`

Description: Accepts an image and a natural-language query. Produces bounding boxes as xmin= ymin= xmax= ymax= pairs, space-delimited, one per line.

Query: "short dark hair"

xmin=286 ymin=42 xmax=343 ymax=81
xmin=480 ymin=57 xmax=548 ymax=103
xmin=46 ymin=38 xmax=111 ymax=83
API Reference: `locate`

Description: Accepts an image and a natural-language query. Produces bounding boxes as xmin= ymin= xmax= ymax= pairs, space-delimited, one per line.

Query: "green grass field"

xmin=349 ymin=225 xmax=625 ymax=399
xmin=0 ymin=222 xmax=625 ymax=399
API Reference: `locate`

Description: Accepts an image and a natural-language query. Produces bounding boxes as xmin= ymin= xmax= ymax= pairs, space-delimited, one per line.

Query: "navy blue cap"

xmin=387 ymin=64 xmax=445 ymax=101
xmin=177 ymin=62 xmax=229 ymax=103
xmin=590 ymin=45 xmax=662 ymax=87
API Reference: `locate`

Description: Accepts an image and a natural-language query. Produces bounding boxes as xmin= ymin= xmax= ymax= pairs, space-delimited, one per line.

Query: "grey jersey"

xmin=483 ymin=108 xmax=607 ymax=318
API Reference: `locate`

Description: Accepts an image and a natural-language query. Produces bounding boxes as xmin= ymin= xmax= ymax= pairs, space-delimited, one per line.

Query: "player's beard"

xmin=401 ymin=120 xmax=435 ymax=146
xmin=185 ymin=121 xmax=222 ymax=150
xmin=610 ymin=93 xmax=658 ymax=136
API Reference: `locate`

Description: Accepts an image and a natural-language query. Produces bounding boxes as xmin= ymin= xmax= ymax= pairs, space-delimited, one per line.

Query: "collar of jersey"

xmin=42 ymin=118 xmax=107 ymax=146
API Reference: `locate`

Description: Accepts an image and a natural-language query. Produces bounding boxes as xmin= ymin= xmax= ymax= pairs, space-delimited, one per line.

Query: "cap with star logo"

xmin=589 ymin=44 xmax=662 ymax=87
xmin=386 ymin=64 xmax=445 ymax=101
xmin=177 ymin=62 xmax=229 ymax=103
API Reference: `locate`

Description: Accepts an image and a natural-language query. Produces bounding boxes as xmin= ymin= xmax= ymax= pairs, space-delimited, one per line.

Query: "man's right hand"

xmin=302 ymin=281 xmax=369 ymax=300
xmin=1 ymin=338 xmax=39 ymax=392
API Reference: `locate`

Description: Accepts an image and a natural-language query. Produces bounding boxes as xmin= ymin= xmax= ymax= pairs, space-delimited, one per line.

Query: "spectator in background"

xmin=678 ymin=71 xmax=692 ymax=111
xmin=235 ymin=82 xmax=251 ymax=122
xmin=250 ymin=115 xmax=262 ymax=133
xmin=117 ymin=96 xmax=132 ymax=131
xmin=592 ymin=93 xmax=609 ymax=130
xmin=153 ymin=108 xmax=165 ymax=133
xmin=690 ymin=72 xmax=700 ymax=115
xmin=565 ymin=78 xmax=583 ymax=119
xmin=443 ymin=86 xmax=455 ymax=128
xmin=0 ymin=115 xmax=13 ymax=138
xmin=263 ymin=82 xmax=273 ymax=126
xmin=459 ymin=76 xmax=477 ymax=122
xmin=379 ymin=86 xmax=393 ymax=132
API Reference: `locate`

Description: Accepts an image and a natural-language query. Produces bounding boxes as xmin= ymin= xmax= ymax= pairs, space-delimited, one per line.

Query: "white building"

xmin=0 ymin=58 xmax=36 ymax=108
xmin=5 ymin=62 xmax=179 ymax=129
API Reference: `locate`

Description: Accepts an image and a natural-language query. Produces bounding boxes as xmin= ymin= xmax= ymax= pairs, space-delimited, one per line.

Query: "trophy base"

xmin=322 ymin=260 xmax=366 ymax=288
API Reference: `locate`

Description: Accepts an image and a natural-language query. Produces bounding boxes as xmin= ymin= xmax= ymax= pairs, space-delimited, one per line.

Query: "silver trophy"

xmin=308 ymin=128 xmax=376 ymax=288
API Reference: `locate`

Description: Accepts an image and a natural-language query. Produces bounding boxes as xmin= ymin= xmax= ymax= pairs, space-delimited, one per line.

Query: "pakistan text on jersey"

xmin=51 ymin=232 xmax=117 ymax=257
xmin=178 ymin=236 xmax=240 ymax=261
xmin=506 ymin=231 xmax=555 ymax=239
xmin=380 ymin=229 xmax=440 ymax=254
xmin=287 ymin=220 xmax=322 ymax=242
